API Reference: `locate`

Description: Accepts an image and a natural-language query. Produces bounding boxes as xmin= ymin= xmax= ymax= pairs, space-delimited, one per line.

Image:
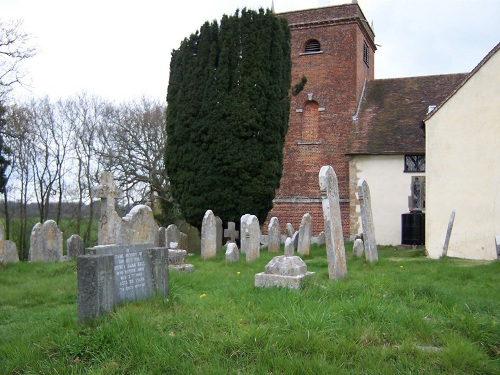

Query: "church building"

xmin=267 ymin=2 xmax=467 ymax=244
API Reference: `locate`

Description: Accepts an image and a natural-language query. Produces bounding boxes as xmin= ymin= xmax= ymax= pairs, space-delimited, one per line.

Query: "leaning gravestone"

xmin=319 ymin=165 xmax=347 ymax=280
xmin=0 ymin=224 xmax=19 ymax=263
xmin=225 ymin=242 xmax=240 ymax=263
xmin=91 ymin=172 xmax=123 ymax=245
xmin=201 ymin=210 xmax=217 ymax=260
xmin=357 ymin=179 xmax=378 ymax=262
xmin=243 ymin=215 xmax=260 ymax=262
xmin=29 ymin=220 xmax=63 ymax=262
xmin=77 ymin=243 xmax=168 ymax=324
xmin=267 ymin=217 xmax=281 ymax=253
xmin=67 ymin=234 xmax=84 ymax=260
xmin=297 ymin=213 xmax=312 ymax=256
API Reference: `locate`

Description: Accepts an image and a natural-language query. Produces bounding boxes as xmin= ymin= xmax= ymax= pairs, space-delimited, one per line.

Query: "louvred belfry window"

xmin=304 ymin=39 xmax=321 ymax=53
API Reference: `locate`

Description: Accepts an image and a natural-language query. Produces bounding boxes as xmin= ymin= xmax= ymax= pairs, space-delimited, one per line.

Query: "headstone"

xmin=286 ymin=223 xmax=295 ymax=238
xmin=158 ymin=227 xmax=166 ymax=247
xmin=353 ymin=238 xmax=364 ymax=257
xmin=495 ymin=236 xmax=500 ymax=260
xmin=91 ymin=172 xmax=123 ymax=245
xmin=215 ymin=216 xmax=223 ymax=251
xmin=239 ymin=214 xmax=251 ymax=253
xmin=357 ymin=179 xmax=378 ymax=263
xmin=317 ymin=231 xmax=325 ymax=246
xmin=284 ymin=237 xmax=294 ymax=256
xmin=225 ymin=242 xmax=239 ymax=263
xmin=165 ymin=224 xmax=181 ymax=248
xmin=168 ymin=242 xmax=194 ymax=273
xmin=178 ymin=232 xmax=189 ymax=252
xmin=243 ymin=215 xmax=261 ymax=262
xmin=0 ymin=224 xmax=19 ymax=263
xmin=442 ymin=210 xmax=456 ymax=258
xmin=291 ymin=231 xmax=299 ymax=253
xmin=224 ymin=222 xmax=239 ymax=244
xmin=77 ymin=243 xmax=168 ymax=324
xmin=120 ymin=205 xmax=159 ymax=246
xmin=267 ymin=217 xmax=281 ymax=253
xmin=255 ymin=255 xmax=315 ymax=289
xmin=319 ymin=165 xmax=347 ymax=280
xmin=201 ymin=210 xmax=217 ymax=260
xmin=297 ymin=213 xmax=312 ymax=256
xmin=67 ymin=234 xmax=84 ymax=260
xmin=29 ymin=220 xmax=63 ymax=262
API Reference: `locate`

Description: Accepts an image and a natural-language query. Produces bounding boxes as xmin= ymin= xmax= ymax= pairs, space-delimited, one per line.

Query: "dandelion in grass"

xmin=200 ymin=293 xmax=207 ymax=298
xmin=400 ymin=265 xmax=404 ymax=269
xmin=237 ymin=271 xmax=241 ymax=275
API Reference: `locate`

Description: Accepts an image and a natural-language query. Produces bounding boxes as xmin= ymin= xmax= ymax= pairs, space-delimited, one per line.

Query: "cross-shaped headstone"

xmin=91 ymin=172 xmax=123 ymax=219
xmin=224 ymin=222 xmax=239 ymax=243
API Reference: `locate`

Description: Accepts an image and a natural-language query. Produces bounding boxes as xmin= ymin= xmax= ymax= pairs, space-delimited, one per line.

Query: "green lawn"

xmin=0 ymin=245 xmax=498 ymax=374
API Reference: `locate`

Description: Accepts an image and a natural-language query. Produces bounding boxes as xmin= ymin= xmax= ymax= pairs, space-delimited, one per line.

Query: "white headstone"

xmin=319 ymin=165 xmax=347 ymax=280
xmin=267 ymin=217 xmax=281 ymax=253
xmin=245 ymin=215 xmax=261 ymax=262
xmin=353 ymin=238 xmax=364 ymax=257
xmin=297 ymin=213 xmax=312 ymax=256
xmin=225 ymin=242 xmax=240 ymax=263
xmin=240 ymin=214 xmax=251 ymax=253
xmin=201 ymin=210 xmax=217 ymax=260
xmin=357 ymin=179 xmax=378 ymax=263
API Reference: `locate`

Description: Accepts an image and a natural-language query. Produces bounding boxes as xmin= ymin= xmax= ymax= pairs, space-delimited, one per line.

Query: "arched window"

xmin=304 ymin=39 xmax=321 ymax=53
xmin=302 ymin=101 xmax=319 ymax=141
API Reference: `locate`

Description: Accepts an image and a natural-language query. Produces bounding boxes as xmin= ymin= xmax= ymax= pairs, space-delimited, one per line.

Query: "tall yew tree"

xmin=165 ymin=8 xmax=291 ymax=228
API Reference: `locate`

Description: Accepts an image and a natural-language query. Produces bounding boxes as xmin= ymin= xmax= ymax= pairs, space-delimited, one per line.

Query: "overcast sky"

xmin=2 ymin=0 xmax=499 ymax=102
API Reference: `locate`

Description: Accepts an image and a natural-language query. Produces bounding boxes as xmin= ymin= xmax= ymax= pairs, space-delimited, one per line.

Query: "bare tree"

xmin=0 ymin=19 xmax=36 ymax=99
xmin=98 ymin=97 xmax=170 ymax=208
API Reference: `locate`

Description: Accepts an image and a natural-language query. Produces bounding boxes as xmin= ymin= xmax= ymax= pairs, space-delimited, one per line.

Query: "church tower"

xmin=269 ymin=3 xmax=376 ymax=236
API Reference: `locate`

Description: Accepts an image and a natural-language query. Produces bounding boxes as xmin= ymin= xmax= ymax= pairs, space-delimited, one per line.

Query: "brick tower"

xmin=268 ymin=3 xmax=375 ymax=236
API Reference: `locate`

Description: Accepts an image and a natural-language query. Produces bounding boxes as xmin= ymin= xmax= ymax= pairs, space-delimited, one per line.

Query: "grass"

xmin=0 ymin=244 xmax=498 ymax=374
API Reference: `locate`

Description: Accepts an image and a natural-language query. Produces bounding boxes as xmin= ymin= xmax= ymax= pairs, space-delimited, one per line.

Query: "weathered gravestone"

xmin=0 ymin=224 xmax=19 ymax=263
xmin=29 ymin=220 xmax=63 ymax=262
xmin=286 ymin=223 xmax=295 ymax=238
xmin=240 ymin=214 xmax=251 ymax=253
xmin=67 ymin=234 xmax=84 ymax=260
xmin=292 ymin=231 xmax=299 ymax=253
xmin=165 ymin=224 xmax=181 ymax=248
xmin=353 ymin=238 xmax=364 ymax=257
xmin=242 ymin=215 xmax=260 ymax=262
xmin=317 ymin=231 xmax=325 ymax=246
xmin=168 ymin=242 xmax=194 ymax=273
xmin=225 ymin=242 xmax=239 ymax=263
xmin=77 ymin=243 xmax=168 ymax=324
xmin=120 ymin=205 xmax=159 ymax=246
xmin=284 ymin=237 xmax=294 ymax=256
xmin=201 ymin=210 xmax=217 ymax=260
xmin=91 ymin=172 xmax=123 ymax=245
xmin=215 ymin=216 xmax=223 ymax=251
xmin=297 ymin=213 xmax=312 ymax=256
xmin=255 ymin=238 xmax=315 ymax=289
xmin=357 ymin=179 xmax=378 ymax=263
xmin=224 ymin=222 xmax=239 ymax=244
xmin=319 ymin=165 xmax=347 ymax=280
xmin=267 ymin=217 xmax=281 ymax=253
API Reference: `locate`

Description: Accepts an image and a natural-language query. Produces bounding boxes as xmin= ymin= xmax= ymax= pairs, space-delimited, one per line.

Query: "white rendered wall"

xmin=351 ymin=155 xmax=424 ymax=245
xmin=425 ymin=49 xmax=500 ymax=260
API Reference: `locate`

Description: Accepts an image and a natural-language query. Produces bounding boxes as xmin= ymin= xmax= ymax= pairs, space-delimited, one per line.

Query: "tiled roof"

xmin=348 ymin=73 xmax=468 ymax=155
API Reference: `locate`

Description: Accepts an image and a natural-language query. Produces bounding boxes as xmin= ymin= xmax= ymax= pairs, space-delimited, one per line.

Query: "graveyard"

xmin=1 ymin=243 xmax=498 ymax=374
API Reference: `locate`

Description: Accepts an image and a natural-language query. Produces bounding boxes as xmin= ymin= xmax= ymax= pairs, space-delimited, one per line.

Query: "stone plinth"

xmin=168 ymin=248 xmax=194 ymax=273
xmin=255 ymin=255 xmax=314 ymax=290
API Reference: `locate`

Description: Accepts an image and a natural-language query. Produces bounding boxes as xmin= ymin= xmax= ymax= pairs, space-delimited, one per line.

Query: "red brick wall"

xmin=264 ymin=4 xmax=375 ymax=237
